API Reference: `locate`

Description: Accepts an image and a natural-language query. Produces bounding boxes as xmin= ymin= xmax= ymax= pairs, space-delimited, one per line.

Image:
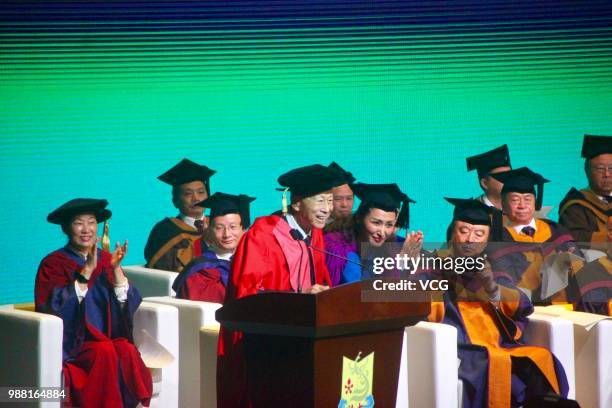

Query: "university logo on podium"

xmin=338 ymin=352 xmax=375 ymax=408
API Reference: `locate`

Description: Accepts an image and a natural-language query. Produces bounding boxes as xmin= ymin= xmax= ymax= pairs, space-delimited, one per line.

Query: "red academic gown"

xmin=173 ymin=249 xmax=230 ymax=304
xmin=217 ymin=215 xmax=331 ymax=408
xmin=35 ymin=247 xmax=152 ymax=408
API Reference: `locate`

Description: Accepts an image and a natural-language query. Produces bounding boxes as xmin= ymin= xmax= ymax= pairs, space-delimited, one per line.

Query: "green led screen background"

xmin=1 ymin=1 xmax=611 ymax=303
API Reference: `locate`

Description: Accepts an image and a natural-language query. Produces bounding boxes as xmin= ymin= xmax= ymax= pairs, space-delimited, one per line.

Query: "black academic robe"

xmin=143 ymin=217 xmax=203 ymax=272
xmin=568 ymin=255 xmax=612 ymax=316
xmin=559 ymin=188 xmax=612 ymax=249
xmin=488 ymin=219 xmax=579 ymax=303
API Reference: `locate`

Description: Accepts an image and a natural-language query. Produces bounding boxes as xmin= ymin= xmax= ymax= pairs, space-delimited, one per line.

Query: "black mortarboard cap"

xmin=491 ymin=167 xmax=549 ymax=211
xmin=466 ymin=145 xmax=511 ymax=178
xmin=47 ymin=198 xmax=112 ymax=225
xmin=352 ymin=182 xmax=415 ymax=229
xmin=196 ymin=192 xmax=256 ymax=228
xmin=277 ymin=164 xmax=345 ymax=198
xmin=444 ymin=197 xmax=503 ymax=242
xmin=158 ymin=158 xmax=216 ymax=193
xmin=328 ymin=161 xmax=356 ymax=185
xmin=581 ymin=134 xmax=612 ymax=159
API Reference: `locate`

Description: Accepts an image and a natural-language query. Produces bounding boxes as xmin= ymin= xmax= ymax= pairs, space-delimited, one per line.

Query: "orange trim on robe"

xmin=427 ymin=301 xmax=446 ymax=323
xmin=505 ymin=220 xmax=572 ymax=302
xmin=458 ymin=302 xmax=560 ymax=408
xmin=505 ymin=219 xmax=553 ymax=243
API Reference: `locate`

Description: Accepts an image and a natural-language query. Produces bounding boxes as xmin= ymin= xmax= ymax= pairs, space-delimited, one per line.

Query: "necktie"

xmin=604 ymin=196 xmax=612 ymax=204
xmin=521 ymin=226 xmax=536 ymax=237
xmin=194 ymin=219 xmax=205 ymax=234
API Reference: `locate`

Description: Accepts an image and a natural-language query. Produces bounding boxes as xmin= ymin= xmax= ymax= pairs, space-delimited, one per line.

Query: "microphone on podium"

xmin=289 ymin=229 xmax=364 ymax=268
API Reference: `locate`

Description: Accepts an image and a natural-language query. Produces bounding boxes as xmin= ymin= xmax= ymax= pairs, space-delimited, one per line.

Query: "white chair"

xmin=522 ymin=313 xmax=576 ymax=399
xmin=0 ymin=301 xmax=179 ymax=408
xmin=0 ymin=307 xmax=63 ymax=408
xmin=573 ymin=319 xmax=612 ymax=408
xmin=123 ymin=265 xmax=179 ymax=297
xmin=144 ymin=296 xmax=221 ymax=408
xmin=200 ymin=325 xmax=221 ymax=408
xmin=133 ymin=301 xmax=180 ymax=408
xmin=532 ymin=307 xmax=612 ymax=408
xmin=403 ymin=321 xmax=459 ymax=408
xmin=402 ymin=314 xmax=575 ymax=408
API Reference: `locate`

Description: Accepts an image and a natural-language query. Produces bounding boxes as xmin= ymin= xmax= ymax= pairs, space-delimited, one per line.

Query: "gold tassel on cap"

xmin=101 ymin=221 xmax=111 ymax=251
xmin=281 ymin=188 xmax=290 ymax=216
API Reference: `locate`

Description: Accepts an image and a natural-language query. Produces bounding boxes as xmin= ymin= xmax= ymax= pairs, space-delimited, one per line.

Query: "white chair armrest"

xmin=0 ymin=309 xmax=63 ymax=408
xmin=405 ymin=321 xmax=459 ymax=408
xmin=573 ymin=318 xmax=612 ymax=408
xmin=200 ymin=325 xmax=220 ymax=408
xmin=144 ymin=297 xmax=221 ymax=408
xmin=123 ymin=265 xmax=178 ymax=297
xmin=524 ymin=313 xmax=575 ymax=399
xmin=134 ymin=301 xmax=179 ymax=408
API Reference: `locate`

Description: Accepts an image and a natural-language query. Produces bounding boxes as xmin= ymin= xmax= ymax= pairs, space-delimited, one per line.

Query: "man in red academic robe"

xmin=217 ymin=164 xmax=344 ymax=408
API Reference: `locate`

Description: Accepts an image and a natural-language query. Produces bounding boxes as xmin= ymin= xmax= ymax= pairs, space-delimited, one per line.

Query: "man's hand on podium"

xmin=303 ymin=284 xmax=329 ymax=294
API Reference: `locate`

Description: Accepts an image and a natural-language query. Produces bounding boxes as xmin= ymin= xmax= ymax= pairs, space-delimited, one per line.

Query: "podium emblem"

xmin=338 ymin=352 xmax=375 ymax=408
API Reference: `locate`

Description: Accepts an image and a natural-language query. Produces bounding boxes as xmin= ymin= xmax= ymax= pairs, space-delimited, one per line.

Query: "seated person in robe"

xmin=568 ymin=215 xmax=612 ymax=315
xmin=466 ymin=144 xmax=512 ymax=210
xmin=144 ymin=158 xmax=216 ymax=272
xmin=487 ymin=167 xmax=580 ymax=303
xmin=324 ymin=161 xmax=357 ymax=233
xmin=324 ymin=182 xmax=422 ymax=285
xmin=559 ymin=134 xmax=612 ymax=250
xmin=173 ymin=192 xmax=255 ymax=303
xmin=415 ymin=197 xmax=570 ymax=408
xmin=35 ymin=198 xmax=152 ymax=408
xmin=217 ymin=164 xmax=344 ymax=408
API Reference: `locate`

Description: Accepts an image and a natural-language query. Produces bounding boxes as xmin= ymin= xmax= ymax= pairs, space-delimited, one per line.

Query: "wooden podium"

xmin=216 ymin=280 xmax=431 ymax=407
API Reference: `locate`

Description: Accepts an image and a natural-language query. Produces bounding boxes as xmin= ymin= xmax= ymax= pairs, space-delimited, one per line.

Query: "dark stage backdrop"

xmin=1 ymin=1 xmax=611 ymax=303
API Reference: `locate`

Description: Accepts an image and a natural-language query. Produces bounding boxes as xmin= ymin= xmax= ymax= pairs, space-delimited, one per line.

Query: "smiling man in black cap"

xmin=173 ymin=192 xmax=255 ymax=303
xmin=559 ymin=134 xmax=612 ymax=249
xmin=487 ymin=167 xmax=580 ymax=303
xmin=144 ymin=158 xmax=216 ymax=272
xmin=413 ymin=197 xmax=571 ymax=408
xmin=217 ymin=163 xmax=344 ymax=408
xmin=466 ymin=144 xmax=512 ymax=210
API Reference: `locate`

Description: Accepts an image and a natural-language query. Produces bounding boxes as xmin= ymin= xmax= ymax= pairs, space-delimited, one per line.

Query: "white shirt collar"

xmin=481 ymin=195 xmax=495 ymax=208
xmin=511 ymin=218 xmax=537 ymax=235
xmin=178 ymin=213 xmax=205 ymax=229
xmin=214 ymin=251 xmax=233 ymax=261
xmin=587 ymin=188 xmax=612 ymax=202
xmin=286 ymin=214 xmax=309 ymax=239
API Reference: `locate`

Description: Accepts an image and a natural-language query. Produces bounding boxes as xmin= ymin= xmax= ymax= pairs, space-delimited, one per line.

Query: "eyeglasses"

xmin=591 ymin=165 xmax=612 ymax=174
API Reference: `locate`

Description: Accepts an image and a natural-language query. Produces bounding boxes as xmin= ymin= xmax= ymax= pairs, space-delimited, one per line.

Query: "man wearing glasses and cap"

xmin=559 ymin=134 xmax=612 ymax=249
xmin=487 ymin=167 xmax=580 ymax=303
xmin=144 ymin=158 xmax=216 ymax=272
xmin=217 ymin=164 xmax=344 ymax=408
xmin=173 ymin=192 xmax=255 ymax=303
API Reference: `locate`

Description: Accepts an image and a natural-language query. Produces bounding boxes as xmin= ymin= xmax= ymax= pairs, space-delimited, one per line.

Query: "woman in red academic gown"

xmin=34 ymin=198 xmax=152 ymax=408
